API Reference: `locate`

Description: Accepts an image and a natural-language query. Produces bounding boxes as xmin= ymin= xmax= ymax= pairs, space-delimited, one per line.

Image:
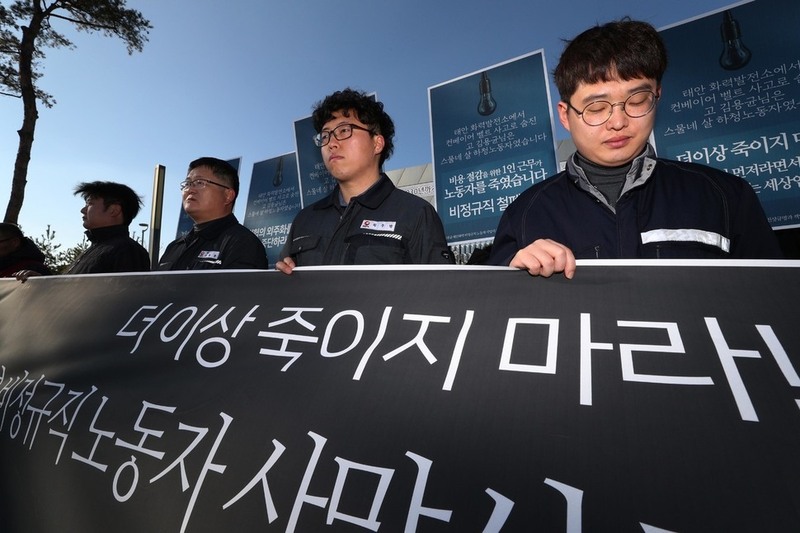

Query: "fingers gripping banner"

xmin=1 ymin=263 xmax=799 ymax=532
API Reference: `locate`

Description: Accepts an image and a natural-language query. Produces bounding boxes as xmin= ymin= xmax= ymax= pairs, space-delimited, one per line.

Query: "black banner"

xmin=1 ymin=263 xmax=799 ymax=532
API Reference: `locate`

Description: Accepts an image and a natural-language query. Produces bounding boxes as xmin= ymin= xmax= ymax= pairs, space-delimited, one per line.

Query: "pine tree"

xmin=33 ymin=224 xmax=88 ymax=273
xmin=1 ymin=1 xmax=151 ymax=224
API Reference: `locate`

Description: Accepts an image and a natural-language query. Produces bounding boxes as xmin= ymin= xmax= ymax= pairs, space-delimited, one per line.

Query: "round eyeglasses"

xmin=313 ymin=123 xmax=374 ymax=147
xmin=565 ymin=90 xmax=658 ymax=126
xmin=179 ymin=178 xmax=231 ymax=191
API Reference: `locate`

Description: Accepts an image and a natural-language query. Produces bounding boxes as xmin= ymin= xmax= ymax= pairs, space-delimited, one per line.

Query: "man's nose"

xmin=606 ymin=102 xmax=629 ymax=128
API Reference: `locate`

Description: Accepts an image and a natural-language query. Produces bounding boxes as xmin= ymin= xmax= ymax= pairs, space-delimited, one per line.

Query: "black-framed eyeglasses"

xmin=313 ymin=123 xmax=374 ymax=147
xmin=565 ymin=90 xmax=659 ymax=126
xmin=179 ymin=178 xmax=231 ymax=191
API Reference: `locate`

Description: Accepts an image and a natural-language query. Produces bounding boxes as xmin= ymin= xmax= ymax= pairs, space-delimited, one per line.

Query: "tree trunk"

xmin=4 ymin=16 xmax=43 ymax=224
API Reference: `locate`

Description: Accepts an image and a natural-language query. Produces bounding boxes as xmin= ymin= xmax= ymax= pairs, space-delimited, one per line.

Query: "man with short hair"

xmin=489 ymin=19 xmax=782 ymax=277
xmin=16 ymin=181 xmax=150 ymax=281
xmin=158 ymin=157 xmax=268 ymax=270
xmin=276 ymin=88 xmax=453 ymax=273
xmin=0 ymin=223 xmax=50 ymax=277
xmin=66 ymin=181 xmax=151 ymax=274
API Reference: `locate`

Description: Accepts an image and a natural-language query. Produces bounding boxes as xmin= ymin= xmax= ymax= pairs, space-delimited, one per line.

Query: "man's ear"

xmin=107 ymin=202 xmax=123 ymax=220
xmin=557 ymin=101 xmax=572 ymax=132
xmin=373 ymin=134 xmax=385 ymax=155
xmin=225 ymin=188 xmax=236 ymax=207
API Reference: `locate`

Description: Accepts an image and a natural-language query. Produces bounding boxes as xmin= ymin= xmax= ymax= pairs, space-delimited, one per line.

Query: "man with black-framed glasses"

xmin=489 ymin=18 xmax=781 ymax=277
xmin=276 ymin=88 xmax=453 ymax=273
xmin=158 ymin=157 xmax=268 ymax=270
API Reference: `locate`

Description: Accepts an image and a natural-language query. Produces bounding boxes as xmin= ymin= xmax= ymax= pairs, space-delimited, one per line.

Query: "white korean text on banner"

xmin=2 ymin=262 xmax=800 ymax=531
xmin=429 ymin=51 xmax=559 ymax=245
xmin=654 ymin=0 xmax=800 ymax=229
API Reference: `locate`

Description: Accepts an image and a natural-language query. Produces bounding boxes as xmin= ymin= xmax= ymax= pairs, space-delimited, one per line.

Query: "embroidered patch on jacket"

xmin=198 ymin=250 xmax=221 ymax=259
xmin=360 ymin=220 xmax=396 ymax=231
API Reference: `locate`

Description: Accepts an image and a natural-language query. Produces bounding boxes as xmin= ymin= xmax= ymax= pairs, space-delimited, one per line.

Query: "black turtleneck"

xmin=575 ymin=152 xmax=632 ymax=209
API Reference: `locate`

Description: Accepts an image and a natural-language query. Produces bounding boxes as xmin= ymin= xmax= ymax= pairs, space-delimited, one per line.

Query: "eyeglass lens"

xmin=579 ymin=91 xmax=656 ymax=125
xmin=581 ymin=91 xmax=656 ymax=126
xmin=315 ymin=124 xmax=361 ymax=147
xmin=180 ymin=179 xmax=206 ymax=190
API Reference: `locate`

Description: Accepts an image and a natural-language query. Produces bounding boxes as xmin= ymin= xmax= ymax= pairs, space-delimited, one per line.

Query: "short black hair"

xmin=188 ymin=157 xmax=239 ymax=197
xmin=312 ymin=88 xmax=395 ymax=168
xmin=74 ymin=181 xmax=143 ymax=225
xmin=553 ymin=18 xmax=668 ymax=101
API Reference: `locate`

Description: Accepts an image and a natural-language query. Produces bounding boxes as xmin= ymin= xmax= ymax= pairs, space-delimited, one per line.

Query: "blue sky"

xmin=0 ymin=0 xmax=736 ymax=252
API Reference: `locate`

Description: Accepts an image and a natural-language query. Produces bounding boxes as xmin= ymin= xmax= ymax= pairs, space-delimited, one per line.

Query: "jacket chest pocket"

xmin=345 ymin=233 xmax=406 ymax=264
xmin=288 ymin=235 xmax=324 ymax=264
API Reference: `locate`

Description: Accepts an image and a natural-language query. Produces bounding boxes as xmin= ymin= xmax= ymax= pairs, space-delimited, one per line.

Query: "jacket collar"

xmin=186 ymin=213 xmax=237 ymax=242
xmin=84 ymin=224 xmax=129 ymax=243
xmin=315 ymin=173 xmax=395 ymax=211
xmin=567 ymin=143 xmax=658 ymax=210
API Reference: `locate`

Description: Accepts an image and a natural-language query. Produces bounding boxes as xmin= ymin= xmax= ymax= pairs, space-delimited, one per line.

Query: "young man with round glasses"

xmin=276 ymin=88 xmax=453 ymax=273
xmin=158 ymin=157 xmax=268 ymax=270
xmin=489 ymin=19 xmax=782 ymax=277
